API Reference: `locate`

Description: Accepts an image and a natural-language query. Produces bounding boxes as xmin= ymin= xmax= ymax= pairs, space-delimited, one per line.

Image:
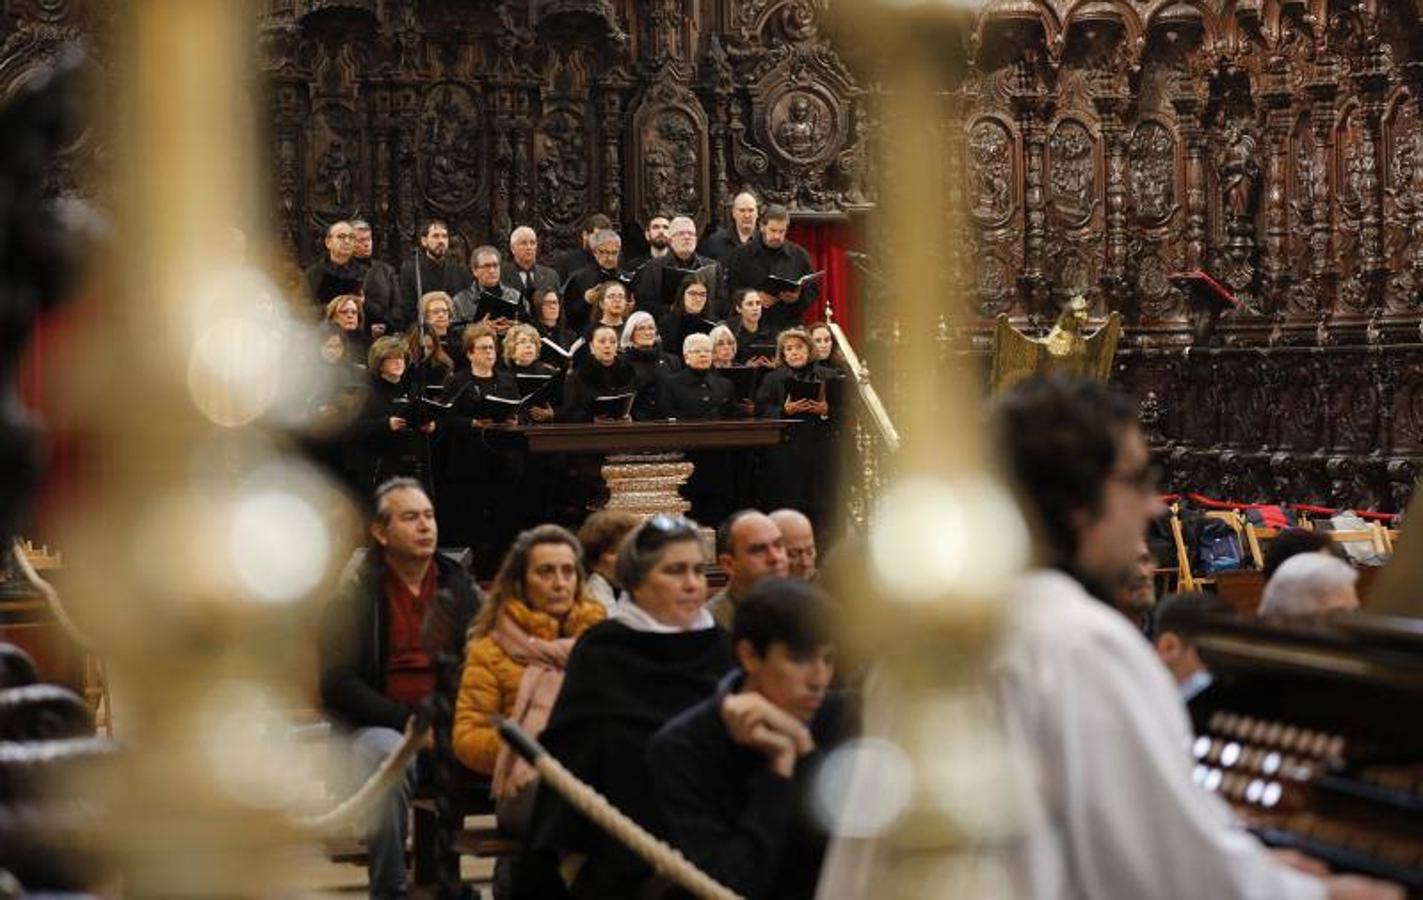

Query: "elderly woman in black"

xmin=557 ymin=324 xmax=637 ymax=423
xmin=620 ymin=311 xmax=679 ymax=421
xmin=325 ymin=293 xmax=370 ymax=360
xmin=659 ymin=332 xmax=743 ymax=523
xmin=522 ymin=515 xmax=735 ymax=900
xmin=441 ymin=322 xmax=522 ymax=571
xmin=755 ymin=327 xmax=838 ymax=533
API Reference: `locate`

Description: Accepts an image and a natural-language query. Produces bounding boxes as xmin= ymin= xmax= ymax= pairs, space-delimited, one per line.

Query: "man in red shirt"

xmin=319 ymin=478 xmax=482 ymax=898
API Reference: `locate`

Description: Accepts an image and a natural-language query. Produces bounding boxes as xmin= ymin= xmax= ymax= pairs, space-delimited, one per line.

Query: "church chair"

xmin=1244 ymin=522 xmax=1279 ymax=570
xmin=1168 ymin=504 xmax=1198 ymax=592
xmin=1323 ymin=523 xmax=1388 ymax=558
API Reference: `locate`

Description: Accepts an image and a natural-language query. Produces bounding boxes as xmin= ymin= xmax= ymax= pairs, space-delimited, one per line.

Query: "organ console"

xmin=1191 ymin=612 xmax=1423 ymax=892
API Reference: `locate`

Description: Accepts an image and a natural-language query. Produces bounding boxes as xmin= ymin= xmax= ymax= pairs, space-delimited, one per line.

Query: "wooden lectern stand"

xmin=518 ymin=420 xmax=792 ymax=517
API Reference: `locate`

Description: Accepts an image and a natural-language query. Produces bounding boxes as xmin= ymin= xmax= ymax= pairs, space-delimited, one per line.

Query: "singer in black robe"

xmin=660 ymin=334 xmax=741 ymax=525
xmin=351 ymin=340 xmax=434 ymax=499
xmin=755 ymin=329 xmax=840 ymax=534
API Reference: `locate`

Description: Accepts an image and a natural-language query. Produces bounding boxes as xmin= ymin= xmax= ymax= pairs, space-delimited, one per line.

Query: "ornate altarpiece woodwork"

xmin=6 ymin=0 xmax=1423 ymax=511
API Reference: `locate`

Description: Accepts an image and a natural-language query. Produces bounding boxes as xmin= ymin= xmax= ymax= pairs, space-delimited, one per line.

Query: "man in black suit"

xmin=700 ymin=191 xmax=760 ymax=263
xmin=352 ymin=219 xmax=400 ymax=335
xmin=551 ymin=212 xmax=612 ymax=280
xmin=725 ymin=204 xmax=819 ymax=334
xmin=562 ymin=228 xmax=625 ymax=334
xmin=398 ymin=218 xmax=472 ymax=329
xmin=501 ymin=225 xmax=559 ymax=308
xmin=635 ymin=215 xmax=722 ymax=320
xmin=304 ymin=220 xmax=364 ymax=306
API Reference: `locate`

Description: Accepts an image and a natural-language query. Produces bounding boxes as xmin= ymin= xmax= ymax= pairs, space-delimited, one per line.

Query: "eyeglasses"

xmin=475 ymin=261 xmax=500 ymax=269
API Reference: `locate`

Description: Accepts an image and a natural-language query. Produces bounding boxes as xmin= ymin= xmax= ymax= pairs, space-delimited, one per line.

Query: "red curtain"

xmin=789 ymin=220 xmax=860 ymax=345
xmin=19 ymin=302 xmax=86 ymax=542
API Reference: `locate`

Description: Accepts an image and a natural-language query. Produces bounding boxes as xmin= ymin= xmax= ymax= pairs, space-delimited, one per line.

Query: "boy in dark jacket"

xmin=318 ymin=478 xmax=482 ymax=898
xmin=648 ymin=578 xmax=856 ymax=900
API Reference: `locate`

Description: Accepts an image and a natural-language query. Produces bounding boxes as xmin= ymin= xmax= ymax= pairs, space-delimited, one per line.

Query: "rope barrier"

xmin=496 ymin=717 xmax=742 ymax=900
xmin=292 ymin=717 xmax=430 ymax=837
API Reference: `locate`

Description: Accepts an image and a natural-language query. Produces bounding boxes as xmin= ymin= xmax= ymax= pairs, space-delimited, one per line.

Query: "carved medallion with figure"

xmin=769 ymin=90 xmax=833 ymax=165
xmin=1128 ymin=121 xmax=1176 ymax=226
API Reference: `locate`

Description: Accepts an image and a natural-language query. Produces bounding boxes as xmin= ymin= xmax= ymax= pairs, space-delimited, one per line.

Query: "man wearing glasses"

xmin=634 ymin=215 xmax=721 ymax=320
xmin=304 ymin=219 xmax=365 ymax=305
xmin=562 ymin=228 xmax=627 ymax=334
xmin=452 ymin=245 xmax=525 ymax=332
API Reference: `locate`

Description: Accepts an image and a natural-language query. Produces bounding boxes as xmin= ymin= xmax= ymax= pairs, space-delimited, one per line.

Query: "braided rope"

xmin=10 ymin=539 xmax=94 ymax=651
xmin=293 ymin=718 xmax=429 ymax=836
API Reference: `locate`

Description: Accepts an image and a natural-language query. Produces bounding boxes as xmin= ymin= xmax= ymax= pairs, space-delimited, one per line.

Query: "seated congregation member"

xmin=770 ymin=508 xmax=817 ymax=582
xmin=659 ymin=277 xmax=718 ymax=357
xmin=326 ymin=293 xmax=370 ymax=359
xmin=576 ymin=510 xmax=642 ymax=614
xmin=524 ymin=515 xmax=736 ymax=900
xmin=1259 ymin=553 xmax=1361 ymax=618
xmin=660 ymin=333 xmax=740 ymax=523
xmin=557 ymin=324 xmax=637 ymax=423
xmin=417 ymin=290 xmax=460 ymax=362
xmin=504 ymin=323 xmax=560 ymax=421
xmin=1152 ymin=592 xmax=1231 ymax=702
xmin=808 ymin=321 xmax=850 ymax=378
xmin=563 ymin=228 xmax=624 ymax=334
xmin=620 ymin=311 xmax=679 ymax=421
xmin=452 ymin=525 xmax=604 ymax=830
xmin=402 ymin=323 xmax=454 ymax=395
xmin=399 ymin=218 xmax=472 ymax=326
xmin=729 ymin=289 xmax=777 ymax=367
xmin=725 ymin=204 xmax=819 ymax=334
xmin=440 ymin=323 xmax=522 ymax=567
xmin=318 ymin=478 xmax=482 ymax=899
xmin=452 ymin=245 xmax=526 ymax=333
xmin=305 ymin=220 xmax=364 ymax=305
xmin=979 ymin=375 xmax=1398 ymax=900
xmin=352 ymin=336 xmax=434 ymax=492
xmin=650 ymin=578 xmax=854 ymax=900
xmin=709 ymin=510 xmax=790 ymax=628
xmin=352 ymin=220 xmax=399 ymax=336
xmin=709 ymin=323 xmax=740 ymax=369
xmin=755 ymin=328 xmax=838 ymax=534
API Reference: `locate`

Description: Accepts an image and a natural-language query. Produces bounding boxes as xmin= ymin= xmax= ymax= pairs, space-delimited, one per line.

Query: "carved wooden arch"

xmin=969 ymin=0 xmax=1065 ymax=66
xmin=627 ymin=81 xmax=711 ymax=226
xmin=1143 ymin=0 xmax=1222 ymax=53
xmin=1061 ymin=0 xmax=1147 ymax=63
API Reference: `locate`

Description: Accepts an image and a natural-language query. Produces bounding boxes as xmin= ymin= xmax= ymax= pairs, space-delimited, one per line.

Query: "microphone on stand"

xmin=844 ymin=250 xmax=871 ymax=262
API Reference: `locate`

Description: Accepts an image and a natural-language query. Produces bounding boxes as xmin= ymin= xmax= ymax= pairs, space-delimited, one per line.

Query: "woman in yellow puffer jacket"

xmin=453 ymin=524 xmax=606 ymax=792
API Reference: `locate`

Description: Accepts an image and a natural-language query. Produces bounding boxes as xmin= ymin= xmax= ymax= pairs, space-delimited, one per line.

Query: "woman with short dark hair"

xmin=756 ymin=328 xmax=839 ymax=533
xmin=523 ymin=515 xmax=735 ymax=899
xmin=556 ymin=324 xmax=637 ymax=423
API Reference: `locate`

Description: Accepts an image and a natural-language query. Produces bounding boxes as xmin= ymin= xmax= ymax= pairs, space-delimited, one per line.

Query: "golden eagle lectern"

xmin=990 ymin=295 xmax=1122 ymax=393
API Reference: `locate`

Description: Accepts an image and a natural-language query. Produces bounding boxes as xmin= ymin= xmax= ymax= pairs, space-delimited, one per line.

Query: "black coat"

xmin=658 ymin=309 xmax=718 ymax=358
xmin=358 ymin=257 xmax=402 ymax=331
xmin=698 ymin=226 xmax=754 ymax=264
xmin=562 ymin=264 xmax=621 ymax=335
xmin=725 ymin=233 xmax=819 ymax=333
xmin=648 ymin=671 xmax=857 ymax=900
xmin=622 ymin=346 xmax=681 ymax=421
xmin=551 ymin=246 xmax=595 ymax=281
xmin=755 ymin=363 xmax=840 ymax=526
xmin=660 ymin=367 xmax=740 ymax=519
xmin=527 ymin=621 xmax=735 ymax=897
xmin=557 ymin=355 xmax=637 ymax=422
xmin=317 ymin=550 xmax=482 ymax=732
xmin=351 ymin=373 xmax=431 ymax=489
xmin=399 ymin=254 xmax=473 ymax=327
xmin=730 ymin=319 xmax=777 ymax=365
xmin=305 ymin=256 xmax=365 ymax=305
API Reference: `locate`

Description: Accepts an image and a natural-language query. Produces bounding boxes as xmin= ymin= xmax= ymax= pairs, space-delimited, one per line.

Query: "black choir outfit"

xmin=556 ymin=354 xmax=638 ymax=423
xmin=658 ymin=307 xmax=718 ymax=359
xmin=521 ymin=620 xmax=736 ymax=900
xmin=304 ymin=256 xmax=365 ymax=305
xmin=357 ymin=257 xmax=401 ymax=331
xmin=659 ymin=366 xmax=741 ymax=525
xmin=621 ymin=344 xmax=680 ymax=421
xmin=350 ymin=373 xmax=434 ymax=496
xmin=398 ymin=253 xmax=472 ymax=326
xmin=725 ymin=233 xmax=819 ymax=333
xmin=729 ymin=319 xmax=777 ymax=365
xmin=755 ymin=361 xmax=841 ymax=533
xmin=561 ymin=264 xmax=621 ymax=335
xmin=451 ymin=280 xmax=528 ymax=324
xmin=699 ymin=226 xmax=755 ymax=264
xmin=551 ymin=246 xmax=595 ymax=281
xmin=439 ymin=366 xmax=523 ymax=575
xmin=631 ymin=251 xmax=718 ymax=321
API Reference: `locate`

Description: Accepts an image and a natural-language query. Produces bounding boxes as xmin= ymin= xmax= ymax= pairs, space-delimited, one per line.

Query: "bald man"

xmin=770 ymin=508 xmax=817 ymax=582
xmin=701 ymin=191 xmax=760 ymax=263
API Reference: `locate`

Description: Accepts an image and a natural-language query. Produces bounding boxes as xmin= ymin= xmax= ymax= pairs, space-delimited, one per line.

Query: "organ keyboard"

xmin=1191 ymin=612 xmax=1423 ymax=892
